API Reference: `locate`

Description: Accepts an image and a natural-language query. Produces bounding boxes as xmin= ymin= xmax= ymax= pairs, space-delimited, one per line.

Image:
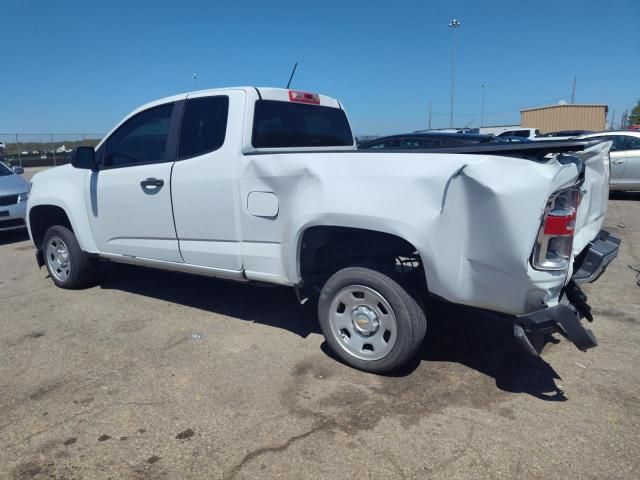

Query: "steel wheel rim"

xmin=328 ymin=285 xmax=398 ymax=361
xmin=46 ymin=235 xmax=71 ymax=282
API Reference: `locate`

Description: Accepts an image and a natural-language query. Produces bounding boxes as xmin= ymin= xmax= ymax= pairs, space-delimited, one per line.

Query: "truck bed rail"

xmin=246 ymin=139 xmax=605 ymax=160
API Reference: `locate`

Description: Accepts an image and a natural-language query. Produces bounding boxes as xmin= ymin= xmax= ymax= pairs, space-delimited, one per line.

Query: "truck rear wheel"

xmin=318 ymin=267 xmax=427 ymax=373
xmin=43 ymin=225 xmax=94 ymax=289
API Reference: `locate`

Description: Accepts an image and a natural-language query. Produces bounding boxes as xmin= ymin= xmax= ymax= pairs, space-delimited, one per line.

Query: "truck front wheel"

xmin=43 ymin=225 xmax=94 ymax=289
xmin=318 ymin=267 xmax=427 ymax=373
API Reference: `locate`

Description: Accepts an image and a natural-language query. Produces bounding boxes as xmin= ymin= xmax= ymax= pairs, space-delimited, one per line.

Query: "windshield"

xmin=0 ymin=162 xmax=13 ymax=177
xmin=252 ymin=100 xmax=354 ymax=148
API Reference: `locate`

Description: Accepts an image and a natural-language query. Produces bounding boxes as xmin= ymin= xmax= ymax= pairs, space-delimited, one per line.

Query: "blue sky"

xmin=1 ymin=0 xmax=639 ymax=135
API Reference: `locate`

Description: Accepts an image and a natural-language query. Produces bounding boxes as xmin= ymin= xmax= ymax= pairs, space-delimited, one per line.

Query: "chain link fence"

xmin=1 ymin=134 xmax=383 ymax=164
xmin=0 ymin=133 xmax=105 ymax=167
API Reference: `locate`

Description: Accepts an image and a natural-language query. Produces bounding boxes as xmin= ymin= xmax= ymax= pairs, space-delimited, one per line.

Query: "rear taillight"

xmin=289 ymin=90 xmax=320 ymax=104
xmin=531 ymin=186 xmax=580 ymax=271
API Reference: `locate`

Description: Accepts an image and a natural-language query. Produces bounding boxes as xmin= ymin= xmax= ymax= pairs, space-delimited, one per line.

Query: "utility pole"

xmin=449 ymin=19 xmax=461 ymax=128
xmin=15 ymin=134 xmax=21 ymax=167
xmin=428 ymin=101 xmax=432 ymax=129
xmin=50 ymin=134 xmax=57 ymax=166
xmin=620 ymin=110 xmax=628 ymax=130
xmin=571 ymin=76 xmax=576 ymax=104
xmin=610 ymin=109 xmax=615 ymax=130
xmin=480 ymin=83 xmax=486 ymax=128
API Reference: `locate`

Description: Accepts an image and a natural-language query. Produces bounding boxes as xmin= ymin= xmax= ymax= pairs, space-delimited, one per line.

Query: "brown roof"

xmin=521 ymin=104 xmax=608 ymax=112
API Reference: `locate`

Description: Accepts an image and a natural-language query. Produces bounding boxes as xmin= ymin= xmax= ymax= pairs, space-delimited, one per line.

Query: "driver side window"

xmin=104 ymin=103 xmax=174 ymax=168
xmin=610 ymin=136 xmax=627 ymax=152
xmin=624 ymin=136 xmax=640 ymax=151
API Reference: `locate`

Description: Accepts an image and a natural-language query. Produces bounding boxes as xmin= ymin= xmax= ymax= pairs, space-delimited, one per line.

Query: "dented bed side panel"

xmin=572 ymin=142 xmax=611 ymax=258
xmin=238 ymin=145 xmax=609 ymax=315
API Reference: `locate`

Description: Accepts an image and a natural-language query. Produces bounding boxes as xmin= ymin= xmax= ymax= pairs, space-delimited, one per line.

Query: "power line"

xmin=428 ymin=94 xmax=572 ymax=117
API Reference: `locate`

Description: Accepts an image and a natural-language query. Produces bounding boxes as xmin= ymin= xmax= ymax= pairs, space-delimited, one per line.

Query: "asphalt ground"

xmin=0 ymin=168 xmax=638 ymax=479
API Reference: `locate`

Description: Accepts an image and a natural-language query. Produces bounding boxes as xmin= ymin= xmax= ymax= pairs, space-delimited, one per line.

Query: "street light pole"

xmin=480 ymin=83 xmax=486 ymax=128
xmin=192 ymin=73 xmax=199 ymax=90
xmin=449 ymin=19 xmax=461 ymax=128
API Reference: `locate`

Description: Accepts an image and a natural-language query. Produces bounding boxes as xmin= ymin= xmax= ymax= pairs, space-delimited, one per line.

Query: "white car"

xmin=0 ymin=161 xmax=28 ymax=232
xmin=496 ymin=128 xmax=540 ymax=140
xmin=26 ymin=87 xmax=619 ymax=373
xmin=578 ymin=131 xmax=640 ymax=191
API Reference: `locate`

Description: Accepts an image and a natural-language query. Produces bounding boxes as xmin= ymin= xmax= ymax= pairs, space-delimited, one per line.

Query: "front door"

xmin=608 ymin=135 xmax=628 ymax=188
xmin=87 ymin=101 xmax=184 ymax=262
xmin=621 ymin=135 xmax=640 ymax=190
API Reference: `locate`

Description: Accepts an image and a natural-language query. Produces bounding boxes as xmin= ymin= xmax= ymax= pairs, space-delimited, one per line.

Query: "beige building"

xmin=521 ymin=104 xmax=608 ymax=134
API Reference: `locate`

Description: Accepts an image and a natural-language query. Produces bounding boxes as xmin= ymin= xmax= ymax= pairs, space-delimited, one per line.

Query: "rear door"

xmin=170 ymin=90 xmax=244 ymax=271
xmin=87 ymin=102 xmax=183 ymax=262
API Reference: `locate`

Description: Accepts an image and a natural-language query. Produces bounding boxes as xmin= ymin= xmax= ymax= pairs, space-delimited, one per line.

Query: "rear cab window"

xmin=178 ymin=96 xmax=229 ymax=159
xmin=252 ymin=100 xmax=354 ymax=148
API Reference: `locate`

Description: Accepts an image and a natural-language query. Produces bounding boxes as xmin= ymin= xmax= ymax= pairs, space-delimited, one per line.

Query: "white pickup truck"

xmin=26 ymin=87 xmax=620 ymax=373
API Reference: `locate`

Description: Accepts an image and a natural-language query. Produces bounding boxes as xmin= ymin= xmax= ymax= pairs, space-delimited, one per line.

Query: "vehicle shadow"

xmin=0 ymin=229 xmax=30 ymax=246
xmin=99 ymin=264 xmax=565 ymax=401
xmin=416 ymin=300 xmax=565 ymax=401
xmin=99 ymin=263 xmax=320 ymax=338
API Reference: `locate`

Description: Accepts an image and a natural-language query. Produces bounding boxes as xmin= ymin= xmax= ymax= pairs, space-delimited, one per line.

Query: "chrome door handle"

xmin=611 ymin=159 xmax=625 ymax=165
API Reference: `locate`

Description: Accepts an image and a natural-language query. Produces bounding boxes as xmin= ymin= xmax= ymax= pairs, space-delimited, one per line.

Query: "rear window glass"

xmin=400 ymin=138 xmax=441 ymax=148
xmin=252 ymin=100 xmax=353 ymax=148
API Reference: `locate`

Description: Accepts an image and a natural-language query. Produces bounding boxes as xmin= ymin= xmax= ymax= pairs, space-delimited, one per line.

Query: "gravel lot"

xmin=1 ymin=169 xmax=639 ymax=479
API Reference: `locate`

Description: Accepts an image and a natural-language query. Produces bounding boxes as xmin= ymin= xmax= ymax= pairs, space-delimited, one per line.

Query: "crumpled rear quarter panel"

xmin=239 ymin=149 xmax=600 ymax=315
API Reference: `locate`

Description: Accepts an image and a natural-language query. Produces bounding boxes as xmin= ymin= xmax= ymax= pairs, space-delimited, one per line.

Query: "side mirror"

xmin=72 ymin=146 xmax=97 ymax=170
xmin=12 ymin=165 xmax=24 ymax=175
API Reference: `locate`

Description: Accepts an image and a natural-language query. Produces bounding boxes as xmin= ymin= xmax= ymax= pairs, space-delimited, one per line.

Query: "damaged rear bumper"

xmin=514 ymin=229 xmax=620 ymax=356
xmin=514 ymin=303 xmax=598 ymax=356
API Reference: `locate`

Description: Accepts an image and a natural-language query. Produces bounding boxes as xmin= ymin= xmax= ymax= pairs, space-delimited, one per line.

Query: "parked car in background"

xmin=0 ymin=161 xmax=28 ymax=232
xmin=413 ymin=128 xmax=479 ymax=134
xmin=578 ymin=131 xmax=640 ymax=191
xmin=494 ymin=135 xmax=533 ymax=144
xmin=496 ymin=128 xmax=540 ymax=139
xmin=538 ymin=130 xmax=593 ymax=138
xmin=358 ymin=132 xmax=500 ymax=150
xmin=0 ymin=141 xmax=6 ymax=161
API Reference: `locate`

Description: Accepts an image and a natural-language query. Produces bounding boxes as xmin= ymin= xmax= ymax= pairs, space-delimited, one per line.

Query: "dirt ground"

xmin=1 ymin=170 xmax=638 ymax=479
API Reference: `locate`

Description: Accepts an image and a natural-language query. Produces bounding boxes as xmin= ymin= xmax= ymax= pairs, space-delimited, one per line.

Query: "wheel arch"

xmin=28 ymin=201 xmax=98 ymax=253
xmin=29 ymin=204 xmax=74 ymax=250
xmin=291 ymin=217 xmax=434 ymax=294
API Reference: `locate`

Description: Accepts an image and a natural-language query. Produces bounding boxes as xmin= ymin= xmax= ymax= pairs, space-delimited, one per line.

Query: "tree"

xmin=629 ymin=99 xmax=640 ymax=126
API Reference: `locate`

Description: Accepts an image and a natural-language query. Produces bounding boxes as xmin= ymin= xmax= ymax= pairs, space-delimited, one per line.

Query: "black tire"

xmin=42 ymin=225 xmax=94 ymax=289
xmin=318 ymin=266 xmax=427 ymax=373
